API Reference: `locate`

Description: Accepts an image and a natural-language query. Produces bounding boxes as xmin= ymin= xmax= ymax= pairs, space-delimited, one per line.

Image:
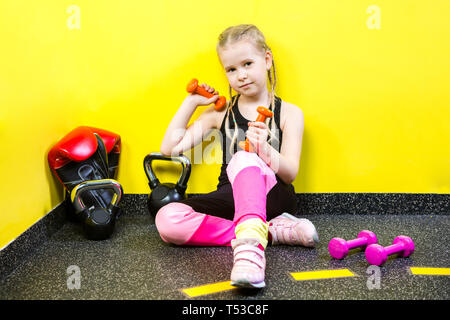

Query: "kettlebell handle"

xmin=143 ymin=152 xmax=191 ymax=193
xmin=71 ymin=179 xmax=123 ymax=213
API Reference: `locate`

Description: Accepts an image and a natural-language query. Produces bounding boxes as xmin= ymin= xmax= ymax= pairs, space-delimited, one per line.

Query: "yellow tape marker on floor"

xmin=181 ymin=281 xmax=236 ymax=298
xmin=291 ymin=269 xmax=355 ymax=281
xmin=410 ymin=267 xmax=450 ymax=276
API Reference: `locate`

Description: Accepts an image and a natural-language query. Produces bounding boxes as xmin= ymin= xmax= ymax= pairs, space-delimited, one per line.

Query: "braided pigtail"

xmin=266 ymin=58 xmax=280 ymax=150
xmin=224 ymin=89 xmax=240 ymax=156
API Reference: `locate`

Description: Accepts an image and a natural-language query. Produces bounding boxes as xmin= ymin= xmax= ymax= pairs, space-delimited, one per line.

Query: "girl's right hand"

xmin=186 ymin=83 xmax=220 ymax=107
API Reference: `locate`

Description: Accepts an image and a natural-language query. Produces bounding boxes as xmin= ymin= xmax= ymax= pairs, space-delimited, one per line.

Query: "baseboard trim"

xmin=119 ymin=193 xmax=450 ymax=216
xmin=293 ymin=193 xmax=449 ymax=215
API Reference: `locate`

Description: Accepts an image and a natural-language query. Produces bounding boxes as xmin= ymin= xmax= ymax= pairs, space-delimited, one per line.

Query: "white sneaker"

xmin=268 ymin=212 xmax=319 ymax=247
xmin=230 ymin=238 xmax=266 ymax=289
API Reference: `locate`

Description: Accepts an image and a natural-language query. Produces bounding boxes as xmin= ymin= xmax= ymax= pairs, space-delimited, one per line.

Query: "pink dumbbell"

xmin=365 ymin=235 xmax=415 ymax=266
xmin=328 ymin=230 xmax=378 ymax=259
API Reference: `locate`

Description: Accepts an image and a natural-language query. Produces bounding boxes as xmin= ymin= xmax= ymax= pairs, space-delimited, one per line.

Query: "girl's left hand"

xmin=246 ymin=121 xmax=269 ymax=154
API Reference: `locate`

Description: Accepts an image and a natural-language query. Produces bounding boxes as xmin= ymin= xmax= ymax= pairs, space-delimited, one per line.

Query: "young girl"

xmin=157 ymin=24 xmax=319 ymax=289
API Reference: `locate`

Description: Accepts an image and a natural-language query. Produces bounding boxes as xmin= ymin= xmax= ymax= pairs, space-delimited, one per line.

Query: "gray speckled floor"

xmin=0 ymin=214 xmax=448 ymax=300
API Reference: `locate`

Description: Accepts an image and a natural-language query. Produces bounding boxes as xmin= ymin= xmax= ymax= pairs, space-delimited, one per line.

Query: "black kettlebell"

xmin=71 ymin=179 xmax=123 ymax=240
xmin=143 ymin=152 xmax=191 ymax=217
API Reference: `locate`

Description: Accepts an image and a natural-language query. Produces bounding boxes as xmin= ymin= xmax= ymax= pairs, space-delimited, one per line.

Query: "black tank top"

xmin=216 ymin=95 xmax=285 ymax=189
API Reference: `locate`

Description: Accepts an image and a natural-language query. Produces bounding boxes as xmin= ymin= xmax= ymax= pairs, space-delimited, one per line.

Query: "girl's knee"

xmin=155 ymin=202 xmax=205 ymax=245
xmin=230 ymin=150 xmax=255 ymax=164
xmin=227 ymin=151 xmax=274 ymax=183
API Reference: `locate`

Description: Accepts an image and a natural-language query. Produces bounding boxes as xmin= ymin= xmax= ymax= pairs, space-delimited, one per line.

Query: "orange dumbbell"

xmin=186 ymin=78 xmax=226 ymax=111
xmin=239 ymin=106 xmax=273 ymax=152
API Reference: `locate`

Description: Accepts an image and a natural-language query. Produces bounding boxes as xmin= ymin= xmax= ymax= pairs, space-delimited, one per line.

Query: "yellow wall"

xmin=0 ymin=0 xmax=449 ymax=249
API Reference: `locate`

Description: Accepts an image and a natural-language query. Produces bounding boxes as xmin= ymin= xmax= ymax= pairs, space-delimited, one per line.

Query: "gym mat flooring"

xmin=0 ymin=210 xmax=448 ymax=300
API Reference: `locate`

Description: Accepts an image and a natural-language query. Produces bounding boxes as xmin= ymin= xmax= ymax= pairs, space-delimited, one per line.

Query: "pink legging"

xmin=155 ymin=151 xmax=277 ymax=246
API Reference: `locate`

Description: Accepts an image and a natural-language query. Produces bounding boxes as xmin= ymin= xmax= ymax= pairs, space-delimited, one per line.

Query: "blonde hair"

xmin=216 ymin=24 xmax=279 ymax=156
